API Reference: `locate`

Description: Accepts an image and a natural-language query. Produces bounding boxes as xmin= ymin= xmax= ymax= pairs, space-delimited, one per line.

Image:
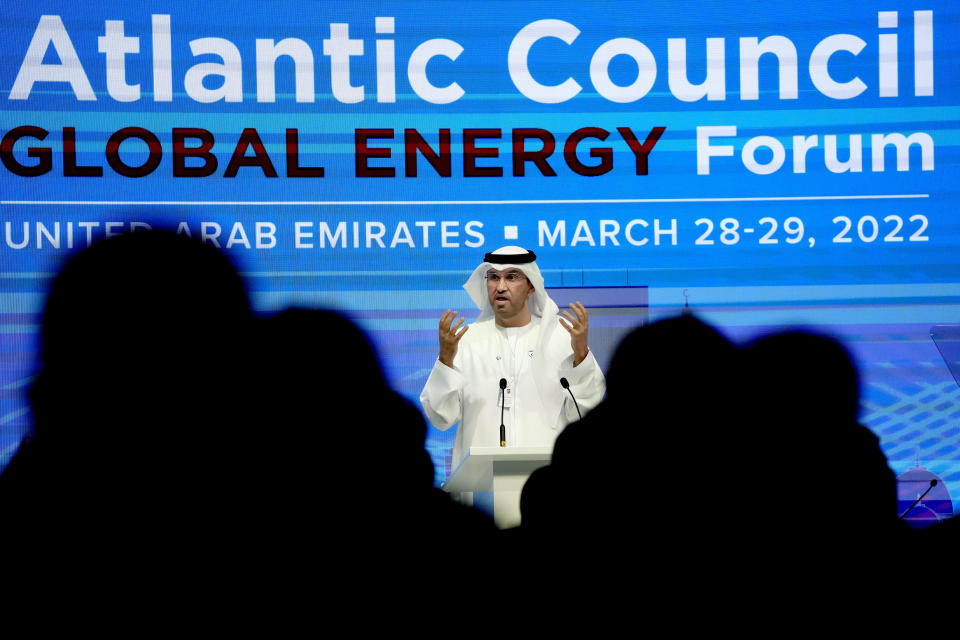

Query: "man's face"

xmin=486 ymin=268 xmax=535 ymax=322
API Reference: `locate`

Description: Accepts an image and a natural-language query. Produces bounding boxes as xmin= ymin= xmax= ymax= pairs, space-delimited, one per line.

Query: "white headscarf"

xmin=463 ymin=246 xmax=560 ymax=322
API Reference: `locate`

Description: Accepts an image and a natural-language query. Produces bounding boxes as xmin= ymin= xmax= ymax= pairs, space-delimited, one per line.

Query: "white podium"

xmin=442 ymin=446 xmax=552 ymax=529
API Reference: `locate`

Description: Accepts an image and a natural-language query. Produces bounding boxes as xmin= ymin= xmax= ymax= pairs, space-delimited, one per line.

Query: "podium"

xmin=442 ymin=446 xmax=552 ymax=529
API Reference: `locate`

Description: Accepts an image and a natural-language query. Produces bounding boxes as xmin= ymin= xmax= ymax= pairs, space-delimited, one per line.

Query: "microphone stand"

xmin=560 ymin=377 xmax=581 ymax=420
xmin=899 ymin=479 xmax=938 ymax=519
xmin=499 ymin=378 xmax=507 ymax=447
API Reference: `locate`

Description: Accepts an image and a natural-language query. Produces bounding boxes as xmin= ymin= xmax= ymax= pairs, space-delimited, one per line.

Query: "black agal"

xmin=484 ymin=249 xmax=536 ymax=264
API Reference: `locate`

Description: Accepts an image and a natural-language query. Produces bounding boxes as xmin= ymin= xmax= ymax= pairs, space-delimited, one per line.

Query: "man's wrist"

xmin=573 ymin=347 xmax=589 ymax=367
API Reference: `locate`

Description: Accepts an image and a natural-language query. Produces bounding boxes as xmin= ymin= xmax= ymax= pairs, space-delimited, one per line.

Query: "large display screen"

xmin=1 ymin=1 xmax=957 ymax=518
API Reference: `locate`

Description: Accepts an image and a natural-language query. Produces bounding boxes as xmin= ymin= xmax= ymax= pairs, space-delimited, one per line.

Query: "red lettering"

xmin=355 ymin=128 xmax=394 ymax=177
xmin=564 ymin=127 xmax=612 ymax=177
xmin=618 ymin=126 xmax=666 ymax=175
xmin=173 ymin=128 xmax=217 ymax=178
xmin=404 ymin=128 xmax=451 ymax=177
xmin=512 ymin=128 xmax=556 ymax=177
xmin=0 ymin=126 xmax=51 ymax=177
xmin=105 ymin=127 xmax=162 ymax=178
xmin=286 ymin=128 xmax=324 ymax=178
xmin=463 ymin=128 xmax=502 ymax=177
xmin=224 ymin=128 xmax=278 ymax=178
xmin=63 ymin=127 xmax=102 ymax=177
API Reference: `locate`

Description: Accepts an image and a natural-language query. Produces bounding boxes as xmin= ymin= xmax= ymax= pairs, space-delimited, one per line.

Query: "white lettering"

xmin=739 ymin=36 xmax=798 ymax=100
xmin=696 ymin=125 xmax=736 ymax=175
xmin=152 ymin=15 xmax=172 ymax=102
xmin=407 ymin=39 xmax=464 ymax=104
xmin=295 ymin=221 xmax=313 ymax=248
xmin=825 ymin=134 xmax=862 ymax=173
xmin=375 ymin=17 xmax=396 ymax=103
xmin=654 ymin=219 xmax=678 ymax=246
xmin=256 ymin=38 xmax=315 ymax=103
xmin=226 ymin=222 xmax=251 ymax=249
xmin=200 ymin=222 xmax=222 ymax=246
xmin=323 ymin=23 xmax=364 ymax=104
xmin=11 ymin=15 xmax=96 ymax=101
xmin=742 ymin=136 xmax=785 ymax=175
xmin=625 ymin=219 xmax=648 ymax=246
xmin=599 ymin=220 xmax=620 ymax=246
xmin=366 ymin=221 xmax=386 ymax=248
xmin=390 ymin=221 xmax=415 ymax=248
xmin=809 ymin=34 xmax=867 ymax=100
xmin=185 ymin=38 xmax=243 ymax=103
xmin=256 ymin=222 xmax=277 ymax=249
xmin=668 ymin=38 xmax=725 ymax=102
xmin=508 ymin=20 xmax=581 ymax=104
xmin=878 ymin=12 xmax=898 ymax=98
xmin=319 ymin=221 xmax=347 ymax=248
xmin=98 ymin=21 xmax=140 ymax=102
xmin=590 ymin=38 xmax=656 ymax=103
xmin=871 ymin=132 xmax=934 ymax=171
xmin=464 ymin=221 xmax=484 ymax=248
xmin=5 ymin=222 xmax=29 ymax=250
xmin=415 ymin=221 xmax=435 ymax=247
xmin=105 ymin=221 xmax=124 ymax=238
xmin=914 ymin=10 xmax=933 ymax=96
xmin=792 ymin=135 xmax=818 ymax=173
xmin=37 ymin=221 xmax=59 ymax=249
xmin=538 ymin=220 xmax=566 ymax=247
xmin=570 ymin=219 xmax=595 ymax=246
xmin=440 ymin=220 xmax=458 ymax=247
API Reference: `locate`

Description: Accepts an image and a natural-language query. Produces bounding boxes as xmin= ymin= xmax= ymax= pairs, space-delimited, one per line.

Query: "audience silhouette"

xmin=1 ymin=229 xmax=498 ymax=580
xmin=253 ymin=307 xmax=497 ymax=570
xmin=1 ymin=228 xmax=254 ymax=566
xmin=514 ymin=315 xmax=743 ymax=570
xmin=1 ymin=227 xmax=953 ymax=590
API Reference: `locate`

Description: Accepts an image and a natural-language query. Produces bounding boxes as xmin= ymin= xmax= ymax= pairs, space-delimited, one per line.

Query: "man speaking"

xmin=420 ymin=246 xmax=606 ymax=472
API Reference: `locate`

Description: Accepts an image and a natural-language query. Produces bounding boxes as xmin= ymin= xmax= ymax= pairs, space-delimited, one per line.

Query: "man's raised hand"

xmin=558 ymin=301 xmax=590 ymax=366
xmin=438 ymin=309 xmax=468 ymax=368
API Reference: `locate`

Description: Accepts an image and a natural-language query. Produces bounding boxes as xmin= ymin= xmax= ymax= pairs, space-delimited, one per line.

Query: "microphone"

xmin=560 ymin=377 xmax=581 ymax=420
xmin=899 ymin=479 xmax=938 ymax=519
xmin=499 ymin=378 xmax=507 ymax=447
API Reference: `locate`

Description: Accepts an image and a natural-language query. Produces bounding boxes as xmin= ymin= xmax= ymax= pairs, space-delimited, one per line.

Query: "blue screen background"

xmin=0 ymin=1 xmax=957 ymax=519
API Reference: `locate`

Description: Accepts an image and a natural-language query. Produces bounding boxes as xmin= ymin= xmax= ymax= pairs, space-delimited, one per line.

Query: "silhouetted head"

xmin=5 ymin=227 xmax=254 ymax=541
xmin=541 ymin=315 xmax=741 ymax=545
xmin=744 ymin=330 xmax=860 ymax=423
xmin=742 ymin=330 xmax=897 ymax=542
xmin=255 ymin=308 xmax=432 ymax=493
xmin=605 ymin=314 xmax=736 ymax=400
xmin=32 ymin=227 xmax=251 ymax=437
xmin=257 ymin=307 xmax=387 ymax=398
